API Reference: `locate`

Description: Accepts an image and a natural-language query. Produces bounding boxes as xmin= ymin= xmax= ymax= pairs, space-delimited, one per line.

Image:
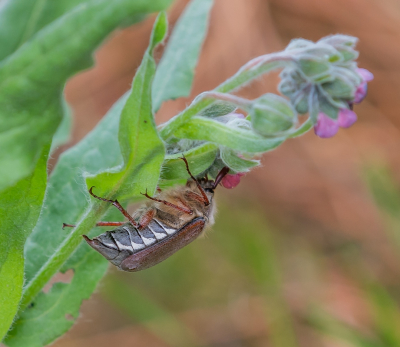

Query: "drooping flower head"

xmin=314 ymin=67 xmax=373 ymax=138
xmin=277 ymin=35 xmax=373 ymax=139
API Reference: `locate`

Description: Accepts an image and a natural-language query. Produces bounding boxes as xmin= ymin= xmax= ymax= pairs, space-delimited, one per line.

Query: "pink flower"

xmin=314 ymin=68 xmax=372 ymax=138
xmin=337 ymin=108 xmax=357 ymax=128
xmin=314 ymin=109 xmax=358 ymax=138
xmin=314 ymin=112 xmax=339 ymax=138
xmin=221 ymin=172 xmax=245 ymax=189
xmin=354 ymin=68 xmax=374 ymax=104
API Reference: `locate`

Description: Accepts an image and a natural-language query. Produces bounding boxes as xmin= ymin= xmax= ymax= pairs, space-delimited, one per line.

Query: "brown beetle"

xmin=64 ymin=157 xmax=229 ymax=272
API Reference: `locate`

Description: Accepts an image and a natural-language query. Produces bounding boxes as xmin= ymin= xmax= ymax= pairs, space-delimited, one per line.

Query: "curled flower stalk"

xmin=160 ymin=34 xmax=373 ymax=184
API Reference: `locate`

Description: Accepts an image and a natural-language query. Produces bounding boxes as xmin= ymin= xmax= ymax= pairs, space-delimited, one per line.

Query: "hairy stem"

xmin=159 ymin=53 xmax=294 ymax=141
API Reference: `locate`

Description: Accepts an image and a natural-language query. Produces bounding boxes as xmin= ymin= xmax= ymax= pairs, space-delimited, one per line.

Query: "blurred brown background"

xmin=52 ymin=0 xmax=400 ymax=346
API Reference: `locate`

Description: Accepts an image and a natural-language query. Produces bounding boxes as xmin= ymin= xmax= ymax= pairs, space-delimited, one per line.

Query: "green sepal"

xmin=297 ymin=56 xmax=330 ymax=79
xmin=197 ymin=101 xmax=237 ymax=118
xmin=162 ymin=143 xmax=218 ymax=180
xmin=250 ymin=93 xmax=296 ymax=136
xmin=174 ymin=116 xmax=284 ymax=153
xmin=318 ymin=94 xmax=339 ymax=120
xmin=220 ymin=147 xmax=260 ymax=173
xmin=322 ymin=76 xmax=355 ymax=99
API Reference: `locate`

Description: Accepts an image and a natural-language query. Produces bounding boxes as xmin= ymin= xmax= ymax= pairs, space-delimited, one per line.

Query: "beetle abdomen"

xmin=83 ymin=217 xmax=205 ymax=272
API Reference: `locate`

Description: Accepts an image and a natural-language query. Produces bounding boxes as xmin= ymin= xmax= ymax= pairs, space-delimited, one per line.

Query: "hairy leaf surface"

xmin=6 ymin=14 xmax=169 ymax=345
xmin=0 ymin=0 xmax=94 ymax=61
xmin=0 ymin=147 xmax=48 ymax=341
xmin=0 ymin=0 xmax=173 ymax=192
xmin=152 ymin=0 xmax=214 ymax=112
xmin=86 ymin=12 xmax=167 ymax=200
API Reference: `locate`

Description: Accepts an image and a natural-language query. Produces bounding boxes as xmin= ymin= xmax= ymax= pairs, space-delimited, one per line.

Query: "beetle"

xmin=64 ymin=157 xmax=229 ymax=272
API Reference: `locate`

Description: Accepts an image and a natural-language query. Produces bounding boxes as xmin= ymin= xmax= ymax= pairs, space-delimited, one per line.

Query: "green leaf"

xmin=86 ymin=12 xmax=167 ymax=200
xmin=220 ymin=147 xmax=259 ymax=172
xmin=152 ymin=0 xmax=214 ymax=112
xmin=0 ymin=0 xmax=173 ymax=193
xmin=173 ymin=116 xmax=284 ymax=153
xmin=18 ymin=14 xmax=168 ymax=328
xmin=0 ymin=0 xmax=93 ymax=61
xmin=23 ymin=95 xmax=126 ymax=285
xmin=4 ymin=242 xmax=109 ymax=347
xmin=0 ymin=146 xmax=48 ymax=341
xmin=50 ymin=97 xmax=72 ymax=152
xmin=161 ymin=143 xmax=218 ymax=180
xmin=5 ymin=94 xmax=126 ymax=346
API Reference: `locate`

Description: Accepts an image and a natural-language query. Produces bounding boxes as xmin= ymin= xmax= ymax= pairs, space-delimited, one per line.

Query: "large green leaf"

xmin=0 ymin=0 xmax=94 ymax=61
xmin=86 ymin=12 xmax=167 ymax=200
xmin=0 ymin=146 xmax=48 ymax=341
xmin=4 ymin=242 xmax=111 ymax=347
xmin=8 ymin=15 xmax=168 ymax=345
xmin=0 ymin=0 xmax=173 ymax=193
xmin=152 ymin=0 xmax=214 ymax=112
xmin=23 ymin=95 xmax=126 ymax=284
xmin=3 ymin=94 xmax=126 ymax=345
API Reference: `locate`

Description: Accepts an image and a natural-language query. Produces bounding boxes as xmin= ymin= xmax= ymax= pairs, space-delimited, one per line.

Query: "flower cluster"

xmin=278 ymin=35 xmax=373 ymax=138
xmin=176 ymin=35 xmax=374 ymax=189
xmin=314 ymin=68 xmax=373 ymax=138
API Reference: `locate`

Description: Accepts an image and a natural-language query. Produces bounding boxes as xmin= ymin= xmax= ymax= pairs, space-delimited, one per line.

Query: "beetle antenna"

xmin=213 ymin=167 xmax=230 ymax=189
xmin=179 ymin=155 xmax=210 ymax=205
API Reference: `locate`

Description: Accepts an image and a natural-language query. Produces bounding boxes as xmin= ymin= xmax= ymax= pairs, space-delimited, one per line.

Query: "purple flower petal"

xmin=356 ymin=68 xmax=374 ymax=82
xmin=338 ymin=108 xmax=357 ymax=128
xmin=353 ymin=82 xmax=368 ymax=103
xmin=221 ymin=173 xmax=245 ymax=189
xmin=314 ymin=112 xmax=339 ymax=138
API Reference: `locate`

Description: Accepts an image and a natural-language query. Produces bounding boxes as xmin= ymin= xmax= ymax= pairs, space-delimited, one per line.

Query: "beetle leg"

xmin=185 ymin=191 xmax=208 ymax=205
xmin=179 ymin=155 xmax=210 ymax=206
xmin=62 ymin=223 xmax=76 ymax=229
xmin=213 ymin=167 xmax=230 ymax=189
xmin=62 ymin=221 xmax=126 ymax=229
xmin=138 ymin=209 xmax=156 ymax=229
xmin=141 ymin=189 xmax=193 ymax=215
xmin=89 ymin=186 xmax=139 ymax=228
xmin=95 ymin=222 xmax=125 ymax=227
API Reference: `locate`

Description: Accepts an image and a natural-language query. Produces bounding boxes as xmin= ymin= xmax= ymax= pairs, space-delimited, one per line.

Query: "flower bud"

xmin=314 ymin=112 xmax=339 ymax=138
xmin=314 ymin=108 xmax=358 ymax=138
xmin=248 ymin=93 xmax=297 ymax=137
xmin=221 ymin=172 xmax=245 ymax=189
xmin=353 ymin=68 xmax=374 ymax=103
xmin=337 ymin=108 xmax=357 ymax=128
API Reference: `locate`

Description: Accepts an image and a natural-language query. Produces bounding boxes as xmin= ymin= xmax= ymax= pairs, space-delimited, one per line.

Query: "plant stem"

xmin=288 ymin=117 xmax=313 ymax=138
xmin=19 ymin=201 xmax=109 ymax=310
xmin=159 ymin=53 xmax=294 ymax=141
xmin=199 ymin=91 xmax=253 ymax=109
